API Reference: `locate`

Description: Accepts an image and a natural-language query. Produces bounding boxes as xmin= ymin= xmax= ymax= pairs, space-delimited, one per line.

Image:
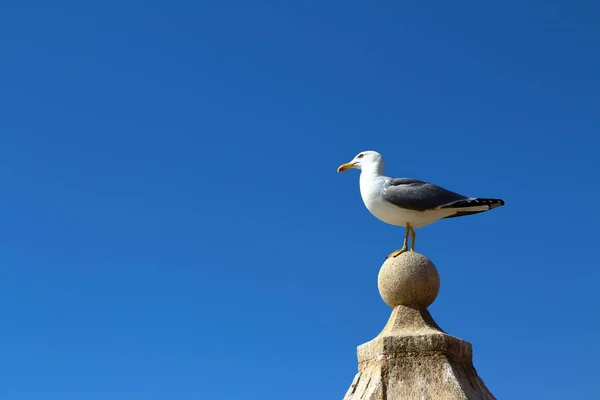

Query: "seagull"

xmin=337 ymin=150 xmax=505 ymax=258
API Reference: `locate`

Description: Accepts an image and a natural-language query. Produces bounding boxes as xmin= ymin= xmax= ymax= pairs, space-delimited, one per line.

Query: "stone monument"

xmin=342 ymin=252 xmax=496 ymax=400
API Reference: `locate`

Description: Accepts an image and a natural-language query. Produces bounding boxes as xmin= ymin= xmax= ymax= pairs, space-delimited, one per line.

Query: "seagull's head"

xmin=337 ymin=150 xmax=383 ymax=172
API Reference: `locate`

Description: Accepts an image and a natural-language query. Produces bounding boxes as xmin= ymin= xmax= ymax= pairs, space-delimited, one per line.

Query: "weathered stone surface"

xmin=343 ymin=252 xmax=496 ymax=400
xmin=378 ymin=252 xmax=439 ymax=308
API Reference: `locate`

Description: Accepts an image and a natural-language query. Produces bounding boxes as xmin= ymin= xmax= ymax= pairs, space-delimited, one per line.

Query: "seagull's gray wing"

xmin=382 ymin=178 xmax=469 ymax=212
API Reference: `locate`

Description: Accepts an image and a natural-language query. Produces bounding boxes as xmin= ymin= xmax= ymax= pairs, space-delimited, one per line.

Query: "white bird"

xmin=337 ymin=150 xmax=505 ymax=258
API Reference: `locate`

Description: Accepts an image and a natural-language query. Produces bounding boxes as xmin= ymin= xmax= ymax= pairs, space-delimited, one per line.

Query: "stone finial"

xmin=343 ymin=252 xmax=496 ymax=400
xmin=378 ymin=252 xmax=440 ymax=309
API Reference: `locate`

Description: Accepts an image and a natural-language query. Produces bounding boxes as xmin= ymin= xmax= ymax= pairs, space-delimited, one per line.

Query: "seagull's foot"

xmin=386 ymin=246 xmax=408 ymax=259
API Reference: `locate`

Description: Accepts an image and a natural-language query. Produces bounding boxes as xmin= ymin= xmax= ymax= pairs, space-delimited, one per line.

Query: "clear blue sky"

xmin=1 ymin=1 xmax=598 ymax=399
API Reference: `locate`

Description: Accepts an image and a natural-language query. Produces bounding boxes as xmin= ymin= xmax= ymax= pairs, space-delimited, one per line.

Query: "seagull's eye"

xmin=357 ymin=154 xmax=364 ymax=159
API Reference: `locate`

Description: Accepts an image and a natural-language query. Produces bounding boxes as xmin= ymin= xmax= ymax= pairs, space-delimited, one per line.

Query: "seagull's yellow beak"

xmin=337 ymin=162 xmax=355 ymax=172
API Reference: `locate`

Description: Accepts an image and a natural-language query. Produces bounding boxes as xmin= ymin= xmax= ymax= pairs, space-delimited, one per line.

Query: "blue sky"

xmin=1 ymin=1 xmax=599 ymax=399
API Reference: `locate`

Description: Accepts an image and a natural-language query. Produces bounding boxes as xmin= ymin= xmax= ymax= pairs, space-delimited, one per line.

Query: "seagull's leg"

xmin=410 ymin=227 xmax=416 ymax=251
xmin=386 ymin=224 xmax=410 ymax=259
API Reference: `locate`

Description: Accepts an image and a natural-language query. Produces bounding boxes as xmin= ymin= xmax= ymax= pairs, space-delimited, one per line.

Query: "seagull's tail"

xmin=440 ymin=198 xmax=505 ymax=219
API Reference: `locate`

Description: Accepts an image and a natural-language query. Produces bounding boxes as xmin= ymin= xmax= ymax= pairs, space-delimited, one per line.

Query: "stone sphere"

xmin=377 ymin=251 xmax=440 ymax=308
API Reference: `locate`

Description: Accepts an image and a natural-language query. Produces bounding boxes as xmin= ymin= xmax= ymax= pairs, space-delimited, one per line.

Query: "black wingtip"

xmin=475 ymin=198 xmax=505 ymax=206
xmin=441 ymin=198 xmax=505 ymax=210
xmin=441 ymin=198 xmax=505 ymax=219
xmin=489 ymin=198 xmax=505 ymax=209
